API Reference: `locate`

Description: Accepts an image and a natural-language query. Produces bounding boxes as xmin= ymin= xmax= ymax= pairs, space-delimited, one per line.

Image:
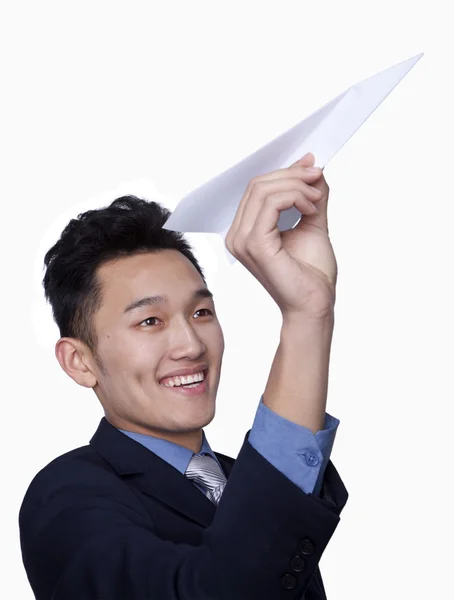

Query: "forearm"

xmin=262 ymin=312 xmax=335 ymax=434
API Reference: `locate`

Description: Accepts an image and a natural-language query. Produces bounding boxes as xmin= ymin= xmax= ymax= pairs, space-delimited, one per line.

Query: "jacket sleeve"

xmin=19 ymin=431 xmax=348 ymax=600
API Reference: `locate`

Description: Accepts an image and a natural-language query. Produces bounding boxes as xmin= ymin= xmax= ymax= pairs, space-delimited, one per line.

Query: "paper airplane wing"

xmin=162 ymin=52 xmax=423 ymax=264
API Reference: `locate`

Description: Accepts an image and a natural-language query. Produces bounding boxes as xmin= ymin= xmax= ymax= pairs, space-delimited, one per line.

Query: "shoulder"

xmin=27 ymin=443 xmax=116 ymax=489
xmin=19 ymin=443 xmax=125 ymax=520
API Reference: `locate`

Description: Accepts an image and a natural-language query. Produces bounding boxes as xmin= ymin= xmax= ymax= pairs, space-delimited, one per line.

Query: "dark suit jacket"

xmin=19 ymin=416 xmax=348 ymax=599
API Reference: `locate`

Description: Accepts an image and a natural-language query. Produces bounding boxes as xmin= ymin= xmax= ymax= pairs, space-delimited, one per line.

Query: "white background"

xmin=1 ymin=1 xmax=453 ymax=598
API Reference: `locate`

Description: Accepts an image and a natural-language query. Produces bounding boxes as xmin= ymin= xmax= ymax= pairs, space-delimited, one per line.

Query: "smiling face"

xmin=57 ymin=249 xmax=225 ymax=453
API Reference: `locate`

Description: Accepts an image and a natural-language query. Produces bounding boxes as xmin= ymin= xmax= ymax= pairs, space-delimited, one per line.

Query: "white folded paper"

xmin=162 ymin=53 xmax=423 ymax=264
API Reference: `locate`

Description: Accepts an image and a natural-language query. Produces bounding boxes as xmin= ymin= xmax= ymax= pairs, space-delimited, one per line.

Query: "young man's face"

xmin=82 ymin=249 xmax=224 ymax=452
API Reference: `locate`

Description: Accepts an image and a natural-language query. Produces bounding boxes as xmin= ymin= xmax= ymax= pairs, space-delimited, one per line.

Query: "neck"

xmin=107 ymin=413 xmax=204 ymax=454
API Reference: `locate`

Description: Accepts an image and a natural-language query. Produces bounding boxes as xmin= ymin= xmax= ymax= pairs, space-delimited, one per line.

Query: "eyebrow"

xmin=123 ymin=288 xmax=214 ymax=314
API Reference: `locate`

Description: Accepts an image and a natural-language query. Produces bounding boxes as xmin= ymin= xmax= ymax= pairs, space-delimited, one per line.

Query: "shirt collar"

xmin=117 ymin=426 xmax=219 ymax=475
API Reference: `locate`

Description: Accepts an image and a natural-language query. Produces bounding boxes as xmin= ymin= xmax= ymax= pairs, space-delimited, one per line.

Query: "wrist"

xmin=262 ymin=310 xmax=334 ymax=434
xmin=281 ymin=310 xmax=335 ymax=341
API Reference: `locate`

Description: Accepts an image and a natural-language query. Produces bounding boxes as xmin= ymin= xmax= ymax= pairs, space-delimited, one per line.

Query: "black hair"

xmin=42 ymin=195 xmax=206 ymax=362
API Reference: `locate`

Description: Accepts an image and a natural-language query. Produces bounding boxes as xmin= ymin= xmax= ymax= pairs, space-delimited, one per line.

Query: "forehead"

xmin=96 ymin=250 xmax=204 ymax=308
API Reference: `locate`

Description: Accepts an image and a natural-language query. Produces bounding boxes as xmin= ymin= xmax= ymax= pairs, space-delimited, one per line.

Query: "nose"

xmin=168 ymin=319 xmax=206 ymax=360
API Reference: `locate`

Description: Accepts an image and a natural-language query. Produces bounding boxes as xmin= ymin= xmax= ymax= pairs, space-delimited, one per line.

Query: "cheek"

xmin=220 ymin=326 xmax=225 ymax=348
xmin=125 ymin=334 xmax=163 ymax=378
xmin=98 ymin=332 xmax=147 ymax=373
xmin=212 ymin=323 xmax=225 ymax=355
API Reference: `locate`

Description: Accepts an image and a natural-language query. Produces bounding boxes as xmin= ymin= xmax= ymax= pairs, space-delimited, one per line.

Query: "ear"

xmin=55 ymin=338 xmax=98 ymax=388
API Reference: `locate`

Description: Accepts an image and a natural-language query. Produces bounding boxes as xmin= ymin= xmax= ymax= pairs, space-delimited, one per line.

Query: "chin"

xmin=189 ymin=406 xmax=216 ymax=428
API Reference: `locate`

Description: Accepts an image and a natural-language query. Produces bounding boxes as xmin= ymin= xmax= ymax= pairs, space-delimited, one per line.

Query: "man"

xmin=19 ymin=152 xmax=348 ymax=599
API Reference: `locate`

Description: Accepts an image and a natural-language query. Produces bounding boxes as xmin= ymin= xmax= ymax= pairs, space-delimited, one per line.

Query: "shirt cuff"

xmin=247 ymin=395 xmax=340 ymax=495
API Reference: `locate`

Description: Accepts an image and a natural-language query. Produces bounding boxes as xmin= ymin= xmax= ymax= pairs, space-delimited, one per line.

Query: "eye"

xmin=139 ymin=309 xmax=213 ymax=327
xmin=139 ymin=317 xmax=160 ymax=327
xmin=195 ymin=308 xmax=213 ymax=318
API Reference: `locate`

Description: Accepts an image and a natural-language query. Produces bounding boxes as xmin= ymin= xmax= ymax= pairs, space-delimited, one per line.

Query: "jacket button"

xmin=281 ymin=573 xmax=297 ymax=589
xmin=289 ymin=554 xmax=306 ymax=572
xmin=298 ymin=537 xmax=315 ymax=556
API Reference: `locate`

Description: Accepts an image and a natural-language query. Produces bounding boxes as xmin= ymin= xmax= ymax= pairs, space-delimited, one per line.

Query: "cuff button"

xmin=281 ymin=573 xmax=297 ymax=590
xmin=289 ymin=554 xmax=306 ymax=572
xmin=298 ymin=537 xmax=315 ymax=556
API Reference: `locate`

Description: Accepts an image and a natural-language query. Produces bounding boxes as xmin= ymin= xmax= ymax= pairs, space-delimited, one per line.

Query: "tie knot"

xmin=185 ymin=453 xmax=227 ymax=505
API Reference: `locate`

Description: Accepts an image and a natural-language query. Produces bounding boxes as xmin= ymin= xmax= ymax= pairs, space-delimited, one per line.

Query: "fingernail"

xmin=307 ymin=167 xmax=321 ymax=173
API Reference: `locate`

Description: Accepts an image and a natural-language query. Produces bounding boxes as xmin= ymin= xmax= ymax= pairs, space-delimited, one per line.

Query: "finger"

xmin=306 ymin=172 xmax=330 ymax=223
xmin=248 ymin=163 xmax=323 ymax=188
xmin=228 ymin=167 xmax=322 ymax=243
xmin=311 ymin=171 xmax=329 ymax=197
xmin=294 ymin=174 xmax=330 ymax=233
xmin=291 ymin=152 xmax=315 ymax=168
xmin=234 ymin=190 xmax=318 ymax=253
xmin=238 ymin=178 xmax=322 ymax=237
xmin=244 ymin=166 xmax=322 ymax=201
xmin=244 ymin=190 xmax=319 ymax=256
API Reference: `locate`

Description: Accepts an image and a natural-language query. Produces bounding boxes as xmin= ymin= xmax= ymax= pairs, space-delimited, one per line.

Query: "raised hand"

xmin=225 ymin=152 xmax=337 ymax=321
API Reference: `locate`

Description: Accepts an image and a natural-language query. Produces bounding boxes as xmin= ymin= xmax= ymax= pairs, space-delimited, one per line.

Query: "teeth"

xmin=162 ymin=371 xmax=205 ymax=387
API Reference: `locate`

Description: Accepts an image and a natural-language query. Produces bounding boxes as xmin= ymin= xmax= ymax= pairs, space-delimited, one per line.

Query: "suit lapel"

xmin=90 ymin=417 xmax=235 ymax=528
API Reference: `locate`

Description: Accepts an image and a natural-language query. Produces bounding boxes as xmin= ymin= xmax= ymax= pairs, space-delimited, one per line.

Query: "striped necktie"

xmin=185 ymin=452 xmax=227 ymax=505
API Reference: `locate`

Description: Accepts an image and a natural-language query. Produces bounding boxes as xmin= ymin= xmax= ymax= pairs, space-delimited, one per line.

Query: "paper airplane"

xmin=162 ymin=53 xmax=424 ymax=264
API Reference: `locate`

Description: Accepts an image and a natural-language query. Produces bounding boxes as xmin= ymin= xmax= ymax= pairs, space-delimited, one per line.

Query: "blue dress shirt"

xmin=118 ymin=394 xmax=339 ymax=498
